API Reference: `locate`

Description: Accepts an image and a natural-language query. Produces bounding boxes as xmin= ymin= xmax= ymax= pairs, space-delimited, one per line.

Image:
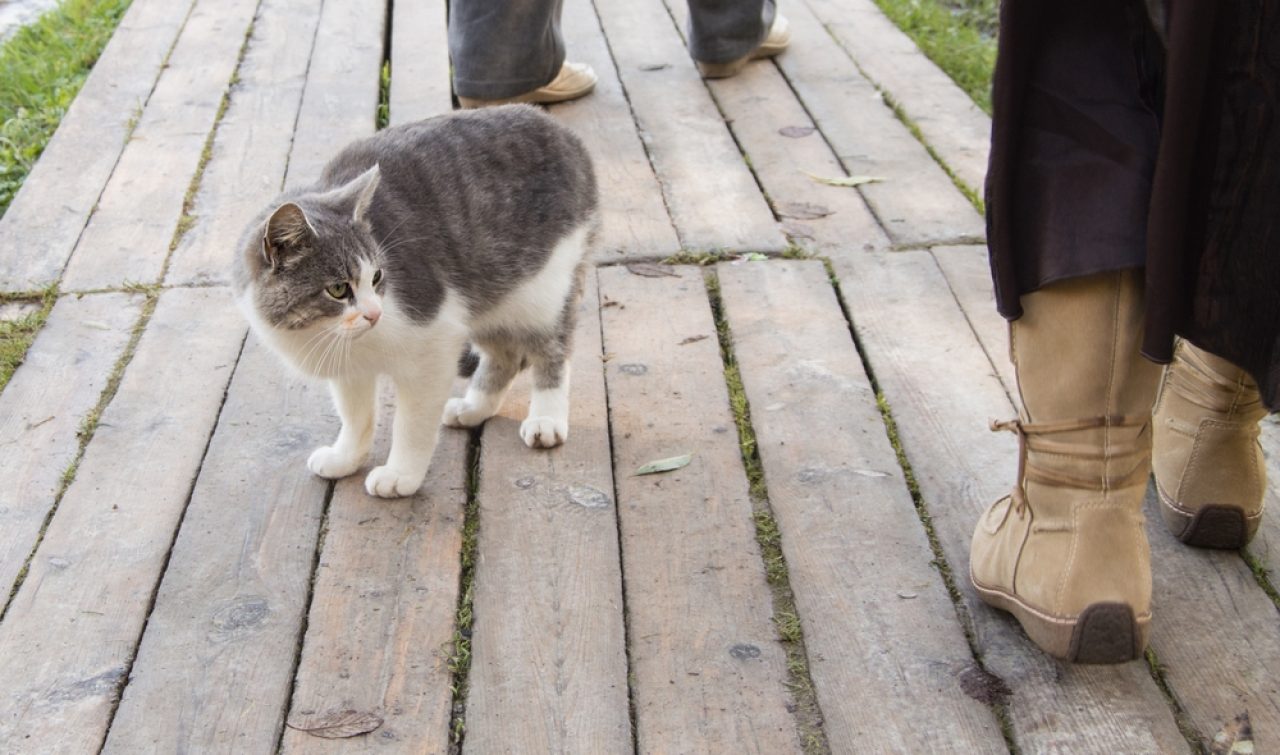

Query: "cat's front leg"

xmin=308 ymin=374 xmax=377 ymax=479
xmin=366 ymin=360 xmax=455 ymax=498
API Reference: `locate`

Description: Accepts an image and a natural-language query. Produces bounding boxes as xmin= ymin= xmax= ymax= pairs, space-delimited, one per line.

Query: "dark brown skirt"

xmin=986 ymin=0 xmax=1280 ymax=408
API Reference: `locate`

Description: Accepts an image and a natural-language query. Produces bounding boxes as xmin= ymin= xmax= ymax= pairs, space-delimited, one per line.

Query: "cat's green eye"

xmin=372 ymin=269 xmax=383 ymax=286
xmin=325 ymin=282 xmax=350 ymax=299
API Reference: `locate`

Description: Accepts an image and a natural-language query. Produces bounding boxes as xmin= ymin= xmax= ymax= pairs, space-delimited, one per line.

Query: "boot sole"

xmin=971 ymin=572 xmax=1147 ymax=664
xmin=1156 ymin=484 xmax=1257 ymax=549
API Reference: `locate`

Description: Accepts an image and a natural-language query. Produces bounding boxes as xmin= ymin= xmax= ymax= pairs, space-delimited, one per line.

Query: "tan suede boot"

xmin=970 ymin=271 xmax=1162 ymax=663
xmin=1152 ymin=340 xmax=1268 ymax=548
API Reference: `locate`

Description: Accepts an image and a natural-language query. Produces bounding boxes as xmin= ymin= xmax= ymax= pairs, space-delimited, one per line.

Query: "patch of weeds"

xmin=780 ymin=244 xmax=814 ymax=260
xmin=377 ymin=61 xmax=391 ymax=130
xmin=447 ymin=430 xmax=483 ymax=753
xmin=0 ymin=0 xmax=135 ymax=217
xmin=0 ymin=286 xmax=56 ymax=393
xmin=868 ymin=0 xmax=996 ymax=115
xmin=1144 ymin=647 xmax=1205 ymax=751
xmin=703 ymin=269 xmax=829 ymax=754
xmin=662 ymin=249 xmax=730 ymax=266
xmin=1241 ymin=549 xmax=1280 ymax=609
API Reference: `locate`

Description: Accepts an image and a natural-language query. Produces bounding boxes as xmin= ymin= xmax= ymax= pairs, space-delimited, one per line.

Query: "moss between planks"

xmin=704 ymin=268 xmax=830 ymax=754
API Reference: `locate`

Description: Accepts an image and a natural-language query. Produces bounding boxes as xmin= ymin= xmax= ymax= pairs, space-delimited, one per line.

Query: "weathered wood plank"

xmin=166 ymin=0 xmax=325 ymax=286
xmin=465 ymin=272 xmax=630 ymax=752
xmin=831 ymin=249 xmax=1187 ymax=752
xmin=0 ymin=293 xmax=142 ymax=600
xmin=100 ymin=336 xmax=328 ymax=753
xmin=659 ymin=1 xmax=889 ymax=256
xmin=775 ymin=0 xmax=985 ymax=248
xmin=720 ymin=261 xmax=1004 ymax=751
xmin=1145 ymin=489 xmax=1280 ymax=754
xmin=60 ymin=0 xmax=263 ymax=292
xmin=285 ymin=0 xmax=386 ymax=187
xmin=1253 ymin=420 xmax=1280 ymax=573
xmin=388 ymin=0 xmax=453 ymax=125
xmin=590 ymin=0 xmax=786 ymax=254
xmin=279 ymin=414 xmax=464 ymax=755
xmin=598 ymin=265 xmax=798 ymax=753
xmin=0 ymin=288 xmax=246 ymax=753
xmin=552 ymin=0 xmax=681 ymax=262
xmin=0 ymin=0 xmax=196 ymax=292
xmin=931 ymin=245 xmax=1016 ymax=402
xmin=805 ymin=0 xmax=991 ymax=195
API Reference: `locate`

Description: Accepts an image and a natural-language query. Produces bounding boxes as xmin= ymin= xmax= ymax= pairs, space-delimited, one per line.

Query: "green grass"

xmin=869 ymin=0 xmax=997 ymax=114
xmin=0 ymin=288 xmax=56 ymax=393
xmin=0 ymin=0 xmax=134 ymax=218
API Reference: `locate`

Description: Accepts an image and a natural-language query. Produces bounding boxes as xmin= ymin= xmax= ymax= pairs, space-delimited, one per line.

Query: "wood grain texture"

xmin=720 ymin=261 xmax=1005 ymax=752
xmin=0 ymin=289 xmax=246 ymax=753
xmin=1252 ymin=419 xmax=1280 ymax=573
xmin=775 ymin=0 xmax=985 ymax=248
xmin=166 ymin=0 xmax=325 ymax=286
xmin=285 ymin=0 xmax=385 ymax=187
xmin=551 ymin=0 xmax=681 ymax=262
xmin=465 ymin=273 xmax=631 ymax=753
xmin=389 ymin=0 xmax=453 ymax=125
xmin=278 ymin=391 xmax=465 ymax=754
xmin=60 ymin=0 xmax=262 ymax=291
xmin=590 ymin=0 xmax=786 ymax=254
xmin=804 ymin=0 xmax=991 ymax=195
xmin=831 ymin=249 xmax=1188 ymax=753
xmin=101 ymin=336 xmax=329 ymax=753
xmin=0 ymin=0 xmax=196 ymax=292
xmin=598 ymin=265 xmax=798 ymax=754
xmin=0 ymin=293 xmax=141 ymax=601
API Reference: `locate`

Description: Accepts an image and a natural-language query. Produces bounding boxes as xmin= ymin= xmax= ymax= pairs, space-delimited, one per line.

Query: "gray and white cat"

xmin=233 ymin=105 xmax=598 ymax=498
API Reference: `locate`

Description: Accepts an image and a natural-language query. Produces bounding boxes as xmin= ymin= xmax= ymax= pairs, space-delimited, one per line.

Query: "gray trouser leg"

xmin=687 ymin=0 xmax=775 ymax=64
xmin=448 ymin=0 xmax=565 ymax=100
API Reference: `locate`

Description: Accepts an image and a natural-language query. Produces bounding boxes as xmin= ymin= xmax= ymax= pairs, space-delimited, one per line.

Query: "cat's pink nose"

xmin=362 ymin=308 xmax=381 ymax=325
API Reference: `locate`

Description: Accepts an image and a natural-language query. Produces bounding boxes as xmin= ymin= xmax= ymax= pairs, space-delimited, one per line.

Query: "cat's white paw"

xmin=365 ymin=465 xmax=425 ymax=498
xmin=520 ymin=416 xmax=568 ymax=449
xmin=307 ymin=446 xmax=364 ymax=479
xmin=442 ymin=397 xmax=495 ymax=428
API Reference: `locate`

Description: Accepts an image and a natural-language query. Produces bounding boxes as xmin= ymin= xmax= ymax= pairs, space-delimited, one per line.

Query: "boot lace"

xmin=991 ymin=415 xmax=1152 ymax=515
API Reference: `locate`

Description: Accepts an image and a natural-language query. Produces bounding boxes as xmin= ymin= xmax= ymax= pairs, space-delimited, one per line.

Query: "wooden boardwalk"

xmin=1 ymin=0 xmax=1277 ymax=752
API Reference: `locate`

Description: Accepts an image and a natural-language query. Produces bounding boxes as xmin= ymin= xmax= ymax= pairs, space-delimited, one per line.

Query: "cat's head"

xmin=236 ymin=165 xmax=388 ymax=352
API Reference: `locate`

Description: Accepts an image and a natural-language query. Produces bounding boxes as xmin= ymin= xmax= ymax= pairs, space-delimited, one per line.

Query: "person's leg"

xmin=1152 ymin=340 xmax=1268 ymax=548
xmin=449 ymin=0 xmax=593 ymax=105
xmin=970 ymin=270 xmax=1162 ymax=663
xmin=686 ymin=0 xmax=773 ymax=64
xmin=686 ymin=0 xmax=787 ymax=78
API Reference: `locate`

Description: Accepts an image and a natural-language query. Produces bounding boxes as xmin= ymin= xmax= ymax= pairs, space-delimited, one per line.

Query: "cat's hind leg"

xmin=522 ymin=352 xmax=571 ymax=449
xmin=308 ymin=374 xmax=377 ymax=479
xmin=442 ymin=343 xmax=521 ymax=428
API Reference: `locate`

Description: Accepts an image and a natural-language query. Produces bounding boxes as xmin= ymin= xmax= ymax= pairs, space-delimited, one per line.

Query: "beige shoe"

xmin=696 ymin=15 xmax=791 ymax=79
xmin=458 ymin=61 xmax=597 ymax=109
xmin=1152 ymin=340 xmax=1267 ymax=548
xmin=970 ymin=271 xmax=1162 ymax=663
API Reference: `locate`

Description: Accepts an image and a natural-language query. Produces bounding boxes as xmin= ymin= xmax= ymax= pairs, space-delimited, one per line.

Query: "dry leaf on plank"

xmin=286 ymin=709 xmax=384 ymax=739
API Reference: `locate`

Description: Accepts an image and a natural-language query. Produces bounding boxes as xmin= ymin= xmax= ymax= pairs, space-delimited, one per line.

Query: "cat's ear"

xmin=349 ymin=164 xmax=381 ymax=227
xmin=262 ymin=202 xmax=315 ymax=270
